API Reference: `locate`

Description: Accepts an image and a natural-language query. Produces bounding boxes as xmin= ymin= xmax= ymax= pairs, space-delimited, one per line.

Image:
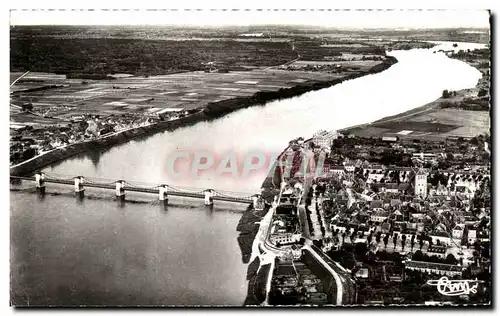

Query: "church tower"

xmin=414 ymin=168 xmax=428 ymax=198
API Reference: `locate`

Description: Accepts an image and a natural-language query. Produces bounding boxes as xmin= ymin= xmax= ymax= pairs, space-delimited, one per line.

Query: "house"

xmin=382 ymin=136 xmax=399 ymax=142
xmin=391 ymin=199 xmax=402 ymax=207
xmin=468 ymin=229 xmax=477 ymax=244
xmin=412 ymin=152 xmax=438 ymax=162
xmin=385 ymin=183 xmax=399 ymax=193
xmin=355 ymin=268 xmax=369 ymax=279
xmin=430 ymin=183 xmax=449 ymax=196
xmin=455 ymin=185 xmax=474 ymax=199
xmin=411 ymin=213 xmax=425 ymax=220
xmin=380 ymin=222 xmax=391 ymax=233
xmin=397 ymin=168 xmax=414 ymax=183
xmin=313 ymin=130 xmax=338 ymax=150
xmin=404 ymin=260 xmax=464 ymax=277
xmin=398 ymin=183 xmax=411 ymax=194
xmin=363 ymin=164 xmax=385 ymax=174
xmin=344 ymin=162 xmax=356 ymax=173
xmin=429 ymin=231 xmax=453 ymax=246
xmin=269 ymin=232 xmax=301 ymax=245
xmin=426 ymin=245 xmax=447 ymax=259
xmin=370 ymin=200 xmax=383 ymax=209
xmin=371 ymin=210 xmax=389 ymax=223
xmin=452 ymin=224 xmax=465 ymax=239
xmin=330 ymin=165 xmax=346 ymax=177
xmin=330 ymin=223 xmax=349 ymax=233
xmin=371 ymin=183 xmax=386 ymax=193
xmin=416 ymin=222 xmax=425 ymax=232
xmin=477 ymin=230 xmax=489 ymax=242
xmin=391 ymin=209 xmax=404 ymax=222
xmin=367 ymin=172 xmax=384 ymax=183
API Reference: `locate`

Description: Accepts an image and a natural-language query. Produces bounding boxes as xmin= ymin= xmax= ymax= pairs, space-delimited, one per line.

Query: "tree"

xmin=412 ymin=250 xmax=425 ymax=261
xmin=401 ymin=235 xmax=407 ymax=251
xmin=473 ymin=240 xmax=482 ymax=253
xmin=22 ymin=147 xmax=36 ymax=160
xmin=22 ymin=102 xmax=34 ymax=112
xmin=442 ymin=89 xmax=451 ymax=98
xmin=445 ymin=254 xmax=458 ymax=265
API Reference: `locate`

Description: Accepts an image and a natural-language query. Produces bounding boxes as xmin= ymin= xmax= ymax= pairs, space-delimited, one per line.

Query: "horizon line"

xmin=9 ymin=24 xmax=492 ymax=30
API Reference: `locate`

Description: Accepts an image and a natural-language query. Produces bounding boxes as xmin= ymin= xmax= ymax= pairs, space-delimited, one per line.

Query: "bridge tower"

xmin=115 ymin=180 xmax=126 ymax=200
xmin=204 ymin=189 xmax=215 ymax=205
xmin=158 ymin=185 xmax=168 ymax=204
xmin=34 ymin=172 xmax=46 ymax=195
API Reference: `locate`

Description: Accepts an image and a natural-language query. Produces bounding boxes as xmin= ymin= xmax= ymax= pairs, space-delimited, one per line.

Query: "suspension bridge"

xmin=10 ymin=172 xmax=259 ymax=206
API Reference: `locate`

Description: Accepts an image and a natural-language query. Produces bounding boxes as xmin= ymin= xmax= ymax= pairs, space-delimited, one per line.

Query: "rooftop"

xmin=405 ymin=260 xmax=464 ymax=272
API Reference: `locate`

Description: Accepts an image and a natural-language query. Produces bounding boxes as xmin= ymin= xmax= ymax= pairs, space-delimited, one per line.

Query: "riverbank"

xmin=236 ymin=206 xmax=269 ymax=265
xmin=340 ymin=46 xmax=490 ymax=141
xmin=10 ymin=57 xmax=398 ymax=177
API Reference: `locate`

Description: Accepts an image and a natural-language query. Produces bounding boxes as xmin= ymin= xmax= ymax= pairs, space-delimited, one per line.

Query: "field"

xmin=11 ymin=25 xmax=400 ymax=126
xmin=408 ymin=108 xmax=490 ymax=138
xmin=10 ymin=69 xmax=349 ymax=122
xmin=346 ymin=108 xmax=490 ymax=141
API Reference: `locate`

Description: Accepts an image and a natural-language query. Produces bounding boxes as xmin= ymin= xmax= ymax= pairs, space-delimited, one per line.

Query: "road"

xmin=305 ymin=243 xmax=357 ymax=305
xmin=257 ymin=179 xmax=357 ymax=305
xmin=299 ymin=184 xmax=357 ymax=305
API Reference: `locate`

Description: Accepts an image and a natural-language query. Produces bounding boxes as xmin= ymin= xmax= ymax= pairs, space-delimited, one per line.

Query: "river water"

xmin=10 ymin=42 xmax=484 ymax=306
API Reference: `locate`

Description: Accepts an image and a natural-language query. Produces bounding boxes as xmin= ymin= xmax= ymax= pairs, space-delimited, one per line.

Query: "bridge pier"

xmin=159 ymin=185 xmax=168 ymax=204
xmin=74 ymin=176 xmax=85 ymax=196
xmin=35 ymin=172 xmax=46 ymax=195
xmin=272 ymin=195 xmax=279 ymax=208
xmin=252 ymin=194 xmax=264 ymax=210
xmin=204 ymin=189 xmax=214 ymax=206
xmin=280 ymin=181 xmax=287 ymax=191
xmin=115 ymin=180 xmax=125 ymax=201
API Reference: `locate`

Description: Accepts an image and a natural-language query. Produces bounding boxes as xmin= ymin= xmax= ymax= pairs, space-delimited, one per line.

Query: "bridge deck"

xmin=10 ymin=175 xmax=253 ymax=204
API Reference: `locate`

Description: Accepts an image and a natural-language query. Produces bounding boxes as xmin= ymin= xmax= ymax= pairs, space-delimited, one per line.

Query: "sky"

xmin=9 ymin=9 xmax=491 ymax=29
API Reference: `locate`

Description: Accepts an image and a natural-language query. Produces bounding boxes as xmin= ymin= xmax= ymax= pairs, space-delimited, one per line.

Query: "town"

xmin=256 ymin=127 xmax=490 ymax=305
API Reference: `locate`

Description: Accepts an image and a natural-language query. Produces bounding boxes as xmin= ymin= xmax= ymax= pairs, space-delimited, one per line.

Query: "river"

xmin=10 ymin=42 xmax=484 ymax=306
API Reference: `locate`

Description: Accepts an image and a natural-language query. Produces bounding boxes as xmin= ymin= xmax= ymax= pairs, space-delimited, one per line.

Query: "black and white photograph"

xmin=8 ymin=8 xmax=492 ymax=307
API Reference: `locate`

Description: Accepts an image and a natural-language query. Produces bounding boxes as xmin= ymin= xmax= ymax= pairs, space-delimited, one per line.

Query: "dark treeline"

xmin=10 ymin=37 xmax=297 ymax=75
